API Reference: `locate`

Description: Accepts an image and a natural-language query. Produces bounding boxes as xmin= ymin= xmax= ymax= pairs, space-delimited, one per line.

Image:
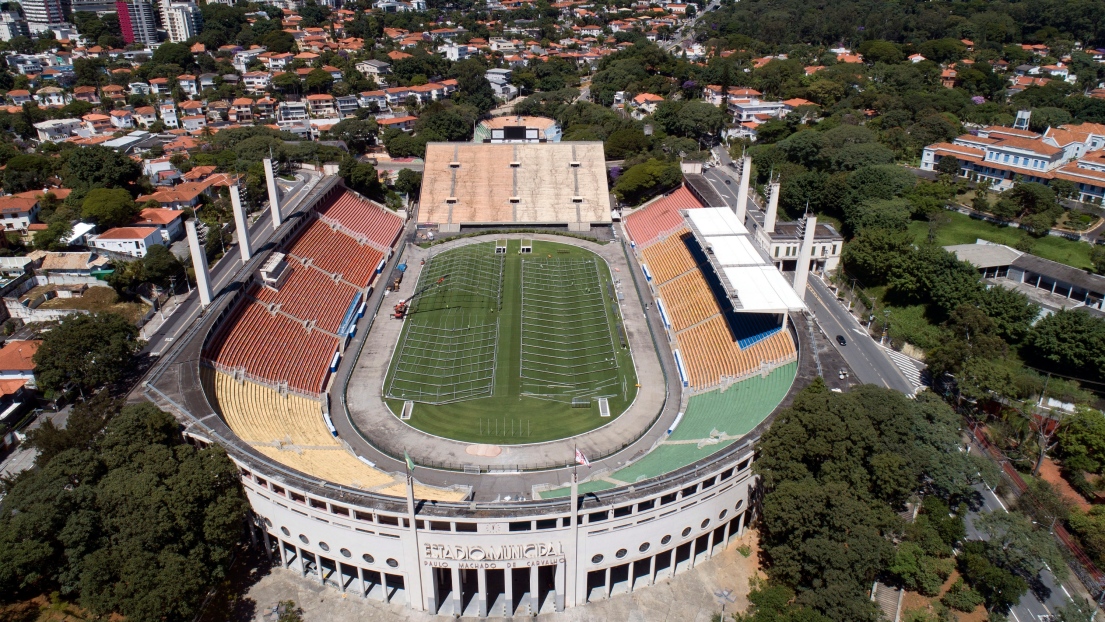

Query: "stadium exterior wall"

xmin=227 ymin=443 xmax=756 ymax=616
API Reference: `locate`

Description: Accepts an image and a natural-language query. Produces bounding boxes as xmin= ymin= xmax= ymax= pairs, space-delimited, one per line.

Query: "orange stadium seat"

xmin=317 ymin=190 xmax=404 ymax=249
xmin=624 ymin=186 xmax=705 ymax=248
xmin=640 ymin=231 xmax=700 ymax=285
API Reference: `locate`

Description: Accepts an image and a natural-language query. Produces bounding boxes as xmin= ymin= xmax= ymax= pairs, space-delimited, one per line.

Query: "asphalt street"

xmin=804 ymin=276 xmax=916 ymax=394
xmin=143 ymin=170 xmax=321 ymax=356
xmin=966 ymin=482 xmax=1077 ymax=622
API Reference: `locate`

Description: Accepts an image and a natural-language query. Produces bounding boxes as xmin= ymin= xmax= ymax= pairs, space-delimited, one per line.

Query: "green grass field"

xmin=908 ymin=211 xmax=1093 ymax=270
xmin=383 ymin=240 xmax=638 ymax=444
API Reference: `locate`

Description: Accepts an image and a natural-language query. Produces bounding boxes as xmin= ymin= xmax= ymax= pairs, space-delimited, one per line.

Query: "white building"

xmin=0 ymin=11 xmax=30 ymax=41
xmin=90 ymin=226 xmax=164 ymax=258
xmin=161 ymin=2 xmax=203 ymax=43
xmin=18 ymin=0 xmax=63 ymax=30
xmin=34 ymin=118 xmax=84 ymax=142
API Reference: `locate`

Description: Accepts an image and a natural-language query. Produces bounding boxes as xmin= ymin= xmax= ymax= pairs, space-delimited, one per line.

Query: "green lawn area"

xmin=907 ymin=211 xmax=1093 ymax=270
xmin=383 ymin=239 xmax=638 ymax=444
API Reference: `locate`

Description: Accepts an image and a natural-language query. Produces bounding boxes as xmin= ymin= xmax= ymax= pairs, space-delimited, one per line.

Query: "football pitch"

xmin=383 ymin=239 xmax=638 ymax=444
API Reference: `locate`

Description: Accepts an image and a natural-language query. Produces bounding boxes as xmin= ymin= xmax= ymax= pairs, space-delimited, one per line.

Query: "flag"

xmin=575 ymin=448 xmax=590 ymax=467
xmin=404 ymin=451 xmax=415 ymax=472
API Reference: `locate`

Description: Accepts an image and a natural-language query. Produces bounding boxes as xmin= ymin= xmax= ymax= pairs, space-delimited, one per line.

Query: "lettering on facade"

xmin=423 ymin=541 xmax=564 ymax=561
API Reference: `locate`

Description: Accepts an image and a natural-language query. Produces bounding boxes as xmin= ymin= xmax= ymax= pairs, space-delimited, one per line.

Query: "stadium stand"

xmin=286 ymin=220 xmax=384 ymax=288
xmin=317 ymin=189 xmax=404 ymax=250
xmin=624 ymin=186 xmax=705 ymax=248
xmin=204 ymin=300 xmax=339 ymax=395
xmin=251 ymin=263 xmax=360 ymax=334
xmin=541 ymin=362 xmax=797 ymax=497
xmin=640 ymin=231 xmax=700 ymax=284
xmin=676 ymin=316 xmax=794 ymax=388
xmin=657 ymin=270 xmax=718 ymax=331
xmin=205 ymin=369 xmax=464 ymax=501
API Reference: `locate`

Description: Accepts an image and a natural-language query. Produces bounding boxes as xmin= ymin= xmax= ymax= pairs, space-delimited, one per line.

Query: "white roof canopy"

xmin=685 ymin=207 xmax=807 ymax=314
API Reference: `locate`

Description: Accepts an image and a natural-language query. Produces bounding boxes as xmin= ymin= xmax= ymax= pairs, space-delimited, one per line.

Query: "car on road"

xmin=836 ymin=335 xmax=847 ymax=346
xmin=725 ymin=179 xmax=731 ymax=184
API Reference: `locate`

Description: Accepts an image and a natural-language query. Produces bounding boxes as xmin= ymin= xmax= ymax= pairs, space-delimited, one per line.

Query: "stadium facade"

xmin=145 ymin=143 xmax=816 ymax=617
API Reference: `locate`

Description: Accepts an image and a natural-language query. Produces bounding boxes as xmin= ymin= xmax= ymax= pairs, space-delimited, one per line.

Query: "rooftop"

xmin=418 ymin=142 xmax=611 ymax=226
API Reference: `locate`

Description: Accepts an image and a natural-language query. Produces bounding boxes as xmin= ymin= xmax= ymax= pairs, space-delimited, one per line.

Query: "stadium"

xmin=145 ymin=143 xmax=815 ymax=617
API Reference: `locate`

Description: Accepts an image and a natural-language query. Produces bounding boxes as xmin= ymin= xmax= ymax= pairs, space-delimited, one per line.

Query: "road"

xmin=966 ymin=481 xmax=1077 ymax=621
xmin=804 ymin=276 xmax=916 ymax=393
xmin=658 ymin=1 xmax=718 ymax=52
xmin=143 ymin=170 xmax=322 ymax=356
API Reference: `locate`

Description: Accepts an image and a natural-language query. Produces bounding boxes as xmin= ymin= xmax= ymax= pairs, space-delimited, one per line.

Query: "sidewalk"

xmin=139 ymin=291 xmax=192 ymax=341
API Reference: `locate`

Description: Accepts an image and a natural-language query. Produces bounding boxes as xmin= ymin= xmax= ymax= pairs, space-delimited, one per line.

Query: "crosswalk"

xmin=877 ymin=344 xmax=928 ymax=392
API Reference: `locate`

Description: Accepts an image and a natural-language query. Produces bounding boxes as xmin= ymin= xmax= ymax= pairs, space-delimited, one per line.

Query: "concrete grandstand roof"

xmin=418 ymin=142 xmax=612 ymax=227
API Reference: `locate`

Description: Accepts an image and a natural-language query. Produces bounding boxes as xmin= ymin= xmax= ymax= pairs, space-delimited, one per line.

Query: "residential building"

xmin=34 ymin=117 xmax=83 ymax=142
xmin=178 ymin=74 xmax=199 ymax=97
xmin=242 ymin=71 xmax=271 ymax=92
xmin=90 ymin=226 xmax=164 ymax=258
xmin=159 ymin=102 xmax=179 ymax=128
xmin=116 ymin=0 xmax=157 ymax=45
xmin=83 ymin=113 xmax=112 ymax=134
xmin=134 ymin=208 xmax=184 ymax=242
xmin=0 ymin=340 xmax=40 ymax=393
xmin=162 ymin=2 xmax=203 ymax=43
xmin=335 ymin=95 xmax=359 ymax=118
xmin=133 ymin=106 xmax=157 ymax=127
xmin=181 ymin=114 xmax=206 ymax=132
xmin=20 ymin=0 xmax=64 ymax=30
xmin=355 ymin=59 xmax=390 ymax=80
xmin=109 ymin=109 xmax=134 ymax=130
xmin=0 ymin=195 xmax=39 ymax=233
xmin=0 ymin=11 xmax=30 ymax=41
xmin=305 ymin=93 xmax=337 ymax=117
xmin=34 ymin=86 xmax=68 ymax=107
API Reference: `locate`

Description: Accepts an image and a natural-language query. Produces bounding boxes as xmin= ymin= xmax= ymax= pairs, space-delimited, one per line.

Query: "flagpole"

xmin=404 ymin=452 xmax=426 ymax=611
xmin=569 ymin=448 xmax=580 ymax=607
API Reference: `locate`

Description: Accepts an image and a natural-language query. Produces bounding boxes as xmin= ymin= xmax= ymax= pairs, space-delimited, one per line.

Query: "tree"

xmin=841 ymin=228 xmax=914 ymax=285
xmin=62 ymin=146 xmax=142 ymax=194
xmin=1058 ymin=408 xmax=1105 ymax=474
xmin=1025 ymin=309 xmax=1105 ymax=380
xmin=3 ymin=154 xmax=55 ymax=193
xmin=453 ymin=60 xmax=496 ymax=115
xmin=755 ymin=383 xmax=976 ymax=619
xmin=151 ymin=42 xmax=194 ymax=68
xmin=262 ymin=30 xmax=296 ymax=54
xmin=1090 ymin=245 xmax=1105 ymax=275
xmin=338 ymin=157 xmax=383 ymax=201
xmin=974 ymin=511 xmax=1067 ymax=580
xmin=843 ymin=197 xmax=912 ymax=234
xmin=935 ymin=155 xmax=960 ymax=177
xmin=394 ymin=169 xmax=422 ymax=197
xmin=33 ymin=312 xmax=141 ymax=394
xmin=305 ymin=68 xmax=333 ymax=93
xmin=81 ymin=188 xmax=138 ymax=229
xmin=611 ymin=159 xmax=682 ymax=205
xmin=978 ymin=286 xmax=1039 ymax=343
xmin=0 ymin=400 xmax=246 ymax=621
xmin=141 ymin=244 xmax=184 ymax=288
xmin=958 ymin=541 xmax=1029 ymax=614
xmin=603 ymin=127 xmax=650 ymax=160
xmin=33 ymin=220 xmax=72 ymax=251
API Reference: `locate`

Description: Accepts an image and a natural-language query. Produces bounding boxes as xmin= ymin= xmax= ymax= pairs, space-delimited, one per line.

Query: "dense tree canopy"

xmin=755 ymin=382 xmax=978 ymax=620
xmin=33 ymin=313 xmax=142 ymax=394
xmin=0 ymin=400 xmax=246 ymax=622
